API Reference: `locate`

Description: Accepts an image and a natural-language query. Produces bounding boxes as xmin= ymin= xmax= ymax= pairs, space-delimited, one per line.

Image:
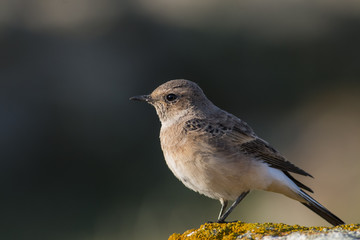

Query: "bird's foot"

xmin=206 ymin=220 xmax=238 ymax=224
xmin=218 ymin=219 xmax=239 ymax=223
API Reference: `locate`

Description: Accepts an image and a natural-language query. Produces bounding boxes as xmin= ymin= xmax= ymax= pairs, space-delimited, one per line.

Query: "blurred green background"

xmin=1 ymin=0 xmax=360 ymax=239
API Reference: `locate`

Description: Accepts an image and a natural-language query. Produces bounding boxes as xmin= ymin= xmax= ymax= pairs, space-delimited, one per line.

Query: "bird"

xmin=130 ymin=79 xmax=344 ymax=226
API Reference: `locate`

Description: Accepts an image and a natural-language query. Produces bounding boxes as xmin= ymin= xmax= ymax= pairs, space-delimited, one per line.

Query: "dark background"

xmin=1 ymin=1 xmax=360 ymax=239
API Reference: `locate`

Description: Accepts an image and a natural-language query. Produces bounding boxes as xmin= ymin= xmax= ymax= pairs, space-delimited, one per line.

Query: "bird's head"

xmin=130 ymin=79 xmax=212 ymax=124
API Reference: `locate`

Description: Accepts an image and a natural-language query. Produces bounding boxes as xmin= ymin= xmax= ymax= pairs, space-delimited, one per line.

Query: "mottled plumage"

xmin=130 ymin=79 xmax=344 ymax=226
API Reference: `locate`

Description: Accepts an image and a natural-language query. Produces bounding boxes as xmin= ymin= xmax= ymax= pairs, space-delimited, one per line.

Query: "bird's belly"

xmin=163 ymin=149 xmax=273 ymax=201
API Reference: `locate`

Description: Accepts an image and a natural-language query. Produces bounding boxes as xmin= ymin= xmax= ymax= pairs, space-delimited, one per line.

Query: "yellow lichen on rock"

xmin=168 ymin=222 xmax=360 ymax=240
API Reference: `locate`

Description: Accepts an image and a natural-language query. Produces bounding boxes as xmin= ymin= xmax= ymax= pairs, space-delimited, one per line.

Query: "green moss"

xmin=168 ymin=222 xmax=360 ymax=240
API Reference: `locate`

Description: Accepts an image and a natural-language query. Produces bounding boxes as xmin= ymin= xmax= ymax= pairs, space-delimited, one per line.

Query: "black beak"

xmin=129 ymin=95 xmax=151 ymax=102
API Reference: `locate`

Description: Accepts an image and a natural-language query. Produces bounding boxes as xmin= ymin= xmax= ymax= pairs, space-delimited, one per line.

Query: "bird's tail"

xmin=299 ymin=190 xmax=344 ymax=226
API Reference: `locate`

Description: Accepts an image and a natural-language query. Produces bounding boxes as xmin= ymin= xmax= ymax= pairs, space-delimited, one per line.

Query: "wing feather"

xmin=184 ymin=116 xmax=313 ymax=178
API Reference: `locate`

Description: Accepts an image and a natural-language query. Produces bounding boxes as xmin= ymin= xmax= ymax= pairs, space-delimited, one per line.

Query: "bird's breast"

xmin=158 ymin=123 xmax=281 ymax=201
xmin=160 ymin=125 xmax=210 ymax=192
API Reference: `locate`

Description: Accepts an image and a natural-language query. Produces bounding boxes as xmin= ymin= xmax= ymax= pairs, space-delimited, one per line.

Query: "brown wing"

xmin=184 ymin=115 xmax=313 ymax=178
xmin=237 ymin=135 xmax=312 ymax=177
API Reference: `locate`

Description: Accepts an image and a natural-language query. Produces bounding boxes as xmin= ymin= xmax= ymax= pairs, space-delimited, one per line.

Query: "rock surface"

xmin=168 ymin=222 xmax=360 ymax=240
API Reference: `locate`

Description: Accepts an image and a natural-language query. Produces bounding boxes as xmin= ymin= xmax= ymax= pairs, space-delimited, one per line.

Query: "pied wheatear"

xmin=130 ymin=79 xmax=344 ymax=226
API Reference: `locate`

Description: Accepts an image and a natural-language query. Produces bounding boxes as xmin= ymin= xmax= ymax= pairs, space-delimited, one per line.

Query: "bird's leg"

xmin=218 ymin=198 xmax=228 ymax=220
xmin=217 ymin=191 xmax=250 ymax=223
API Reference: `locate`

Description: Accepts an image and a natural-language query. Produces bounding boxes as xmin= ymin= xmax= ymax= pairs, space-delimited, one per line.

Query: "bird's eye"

xmin=166 ymin=93 xmax=177 ymax=102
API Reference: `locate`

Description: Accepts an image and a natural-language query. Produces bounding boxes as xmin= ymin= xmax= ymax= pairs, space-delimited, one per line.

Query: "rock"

xmin=168 ymin=222 xmax=360 ymax=240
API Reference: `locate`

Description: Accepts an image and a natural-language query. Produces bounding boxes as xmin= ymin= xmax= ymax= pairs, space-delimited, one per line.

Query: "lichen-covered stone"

xmin=168 ymin=222 xmax=360 ymax=240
